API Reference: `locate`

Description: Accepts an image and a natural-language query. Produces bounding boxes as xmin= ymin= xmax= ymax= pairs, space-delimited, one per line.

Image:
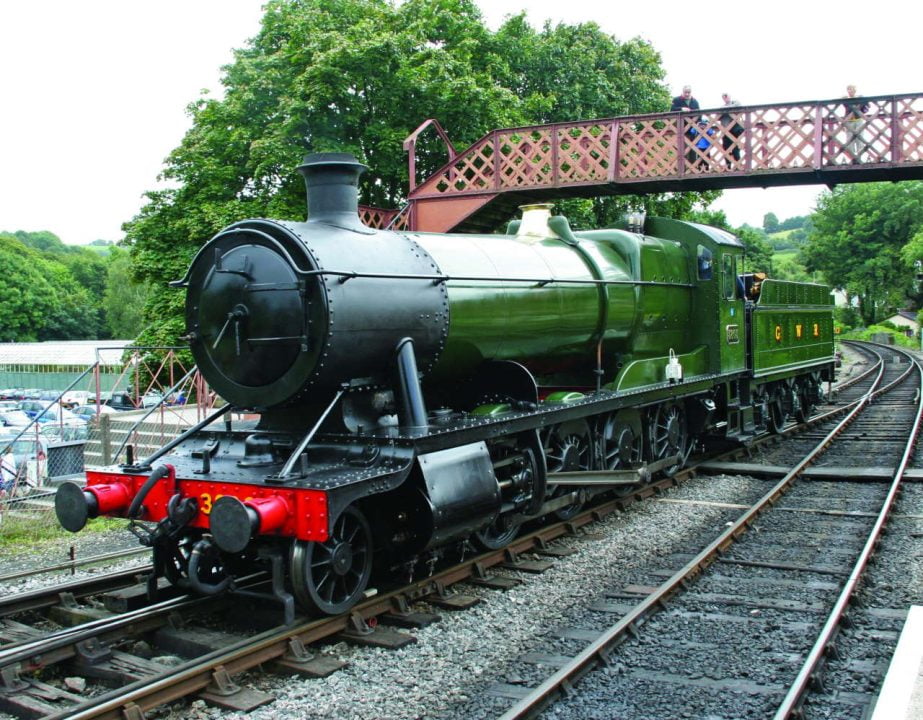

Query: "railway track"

xmin=487 ymin=341 xmax=920 ymax=719
xmin=1 ymin=341 xmax=911 ymax=720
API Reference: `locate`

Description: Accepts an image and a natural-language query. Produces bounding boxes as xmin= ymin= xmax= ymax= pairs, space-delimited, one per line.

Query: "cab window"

xmin=723 ymin=254 xmax=738 ymax=300
xmin=697 ymin=246 xmax=713 ymax=280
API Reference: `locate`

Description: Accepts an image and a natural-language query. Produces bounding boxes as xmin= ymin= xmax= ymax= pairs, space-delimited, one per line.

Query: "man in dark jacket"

xmin=671 ymin=85 xmax=699 ymax=112
xmin=720 ymin=93 xmax=743 ymax=168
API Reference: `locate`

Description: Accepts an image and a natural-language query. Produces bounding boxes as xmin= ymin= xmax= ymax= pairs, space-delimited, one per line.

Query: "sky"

xmin=1 ymin=0 xmax=920 ymax=245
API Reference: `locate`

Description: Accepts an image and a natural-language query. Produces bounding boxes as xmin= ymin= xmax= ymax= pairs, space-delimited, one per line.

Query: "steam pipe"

xmin=395 ymin=337 xmax=428 ymax=428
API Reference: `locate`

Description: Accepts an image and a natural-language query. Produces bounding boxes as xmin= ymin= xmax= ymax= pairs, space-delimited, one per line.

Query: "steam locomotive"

xmin=55 ymin=153 xmax=835 ymax=617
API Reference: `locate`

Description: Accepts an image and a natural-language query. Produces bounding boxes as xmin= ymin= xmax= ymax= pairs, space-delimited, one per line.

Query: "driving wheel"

xmin=472 ymin=435 xmax=544 ymax=550
xmin=602 ymin=413 xmax=643 ymax=469
xmin=647 ymin=403 xmax=689 ymax=476
xmin=543 ymin=420 xmax=592 ymax=520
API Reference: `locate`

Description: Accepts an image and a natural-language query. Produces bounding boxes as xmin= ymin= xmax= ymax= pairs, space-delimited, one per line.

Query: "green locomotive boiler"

xmin=55 ymin=153 xmax=835 ymax=617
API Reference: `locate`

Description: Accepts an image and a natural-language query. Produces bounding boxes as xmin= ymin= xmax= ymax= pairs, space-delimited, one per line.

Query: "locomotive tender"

xmin=55 ymin=153 xmax=835 ymax=617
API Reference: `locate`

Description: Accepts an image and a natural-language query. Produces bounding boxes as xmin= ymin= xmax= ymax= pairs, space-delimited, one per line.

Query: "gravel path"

xmin=146 ymin=474 xmax=773 ymax=720
xmin=2 ymin=345 xmax=910 ymax=719
xmin=0 ymin=522 xmax=144 ymax=597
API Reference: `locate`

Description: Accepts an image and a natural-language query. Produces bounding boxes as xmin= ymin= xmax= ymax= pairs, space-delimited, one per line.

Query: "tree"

xmin=778 ymin=214 xmax=807 ymax=231
xmin=12 ymin=230 xmax=68 ymax=254
xmin=103 ymin=248 xmax=152 ymax=339
xmin=802 ymin=182 xmax=923 ymax=324
xmin=126 ymin=0 xmax=712 ymax=348
xmin=0 ymin=237 xmax=66 ymax=341
xmin=762 ymin=212 xmax=780 ymax=233
xmin=737 ymin=227 xmax=773 ymax=274
xmin=37 ymin=259 xmax=101 ymax=341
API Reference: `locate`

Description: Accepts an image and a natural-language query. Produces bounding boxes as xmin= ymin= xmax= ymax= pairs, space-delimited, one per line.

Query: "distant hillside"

xmin=82 ymin=244 xmax=113 ymax=256
xmin=759 ymin=211 xmax=809 ymax=281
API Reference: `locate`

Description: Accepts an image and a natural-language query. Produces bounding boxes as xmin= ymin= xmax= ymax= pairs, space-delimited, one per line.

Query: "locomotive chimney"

xmin=296 ymin=152 xmax=368 ymax=231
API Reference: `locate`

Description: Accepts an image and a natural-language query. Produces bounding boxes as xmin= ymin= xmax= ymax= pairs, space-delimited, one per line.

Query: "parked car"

xmin=0 ymin=433 xmax=48 ymax=490
xmin=71 ymin=404 xmax=118 ymax=422
xmin=143 ymin=392 xmax=164 ymax=407
xmin=102 ymin=392 xmax=139 ymax=411
xmin=0 ymin=409 xmax=33 ymax=428
xmin=38 ymin=422 xmax=88 ymax=441
xmin=17 ymin=400 xmax=86 ymax=426
xmin=60 ymin=390 xmax=90 ymax=408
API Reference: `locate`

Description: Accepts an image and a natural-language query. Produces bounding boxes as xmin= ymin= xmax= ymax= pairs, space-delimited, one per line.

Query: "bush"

xmin=840 ymin=324 xmax=918 ymax=348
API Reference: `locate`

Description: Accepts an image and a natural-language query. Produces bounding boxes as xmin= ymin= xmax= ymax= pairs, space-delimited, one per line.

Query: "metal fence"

xmin=0 ymin=407 xmax=208 ymax=539
xmin=0 ymin=345 xmax=214 ymax=541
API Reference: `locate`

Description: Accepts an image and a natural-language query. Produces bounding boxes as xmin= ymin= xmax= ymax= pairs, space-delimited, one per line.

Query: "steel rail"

xmin=0 ymin=570 xmax=267 ymax=670
xmin=0 ymin=547 xmax=149 ymax=584
xmin=773 ymin=344 xmax=923 ymax=719
xmin=10 ymin=345 xmax=877 ymax=718
xmin=33 ymin=473 xmax=685 ymax=720
xmin=834 ymin=340 xmax=886 ymax=393
xmin=0 ymin=565 xmax=152 ymax=617
xmin=0 ymin=593 xmax=200 ymax=669
xmin=497 ymin=344 xmax=890 ymax=719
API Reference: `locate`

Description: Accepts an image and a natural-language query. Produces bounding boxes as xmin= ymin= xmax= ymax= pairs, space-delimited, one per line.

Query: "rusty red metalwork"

xmin=358 ymin=93 xmax=923 ymax=232
xmin=357 ymin=205 xmax=399 ymax=229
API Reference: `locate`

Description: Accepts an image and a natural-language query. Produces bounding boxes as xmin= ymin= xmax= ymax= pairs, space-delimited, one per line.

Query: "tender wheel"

xmin=291 ymin=505 xmax=373 ymax=615
xmin=543 ymin=420 xmax=592 ymax=520
xmin=795 ymin=379 xmax=817 ymax=422
xmin=768 ymin=389 xmax=787 ymax=433
xmin=602 ymin=413 xmax=643 ymax=469
xmin=647 ymin=403 xmax=689 ymax=476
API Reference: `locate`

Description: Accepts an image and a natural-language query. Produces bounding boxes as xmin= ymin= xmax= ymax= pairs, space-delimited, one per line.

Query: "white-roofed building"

xmin=0 ymin=340 xmax=134 ymax=392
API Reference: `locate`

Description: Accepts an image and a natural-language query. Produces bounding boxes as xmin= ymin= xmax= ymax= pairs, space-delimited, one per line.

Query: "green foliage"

xmin=0 ymin=513 xmax=127 ymax=547
xmin=899 ymin=226 xmax=923 ymax=271
xmin=103 ymin=248 xmax=152 ymax=339
xmin=125 ymin=0 xmax=709 ymax=348
xmin=777 ymin=215 xmax=807 ymax=232
xmin=737 ymin=226 xmax=773 ymax=274
xmin=840 ymin=324 xmax=917 ymax=349
xmin=762 ymin=212 xmax=779 ymax=233
xmin=802 ymin=182 xmax=923 ymax=324
xmin=0 ymin=230 xmax=144 ymax=340
xmin=0 ymin=232 xmax=100 ymax=342
xmin=767 ymin=228 xmax=805 ymax=251
xmin=12 ymin=230 xmax=68 ymax=254
xmin=771 ymin=254 xmax=812 ymax=282
xmin=0 ymin=237 xmax=63 ymax=341
xmin=834 ymin=305 xmax=860 ymax=332
xmin=37 ymin=260 xmax=101 ymax=340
